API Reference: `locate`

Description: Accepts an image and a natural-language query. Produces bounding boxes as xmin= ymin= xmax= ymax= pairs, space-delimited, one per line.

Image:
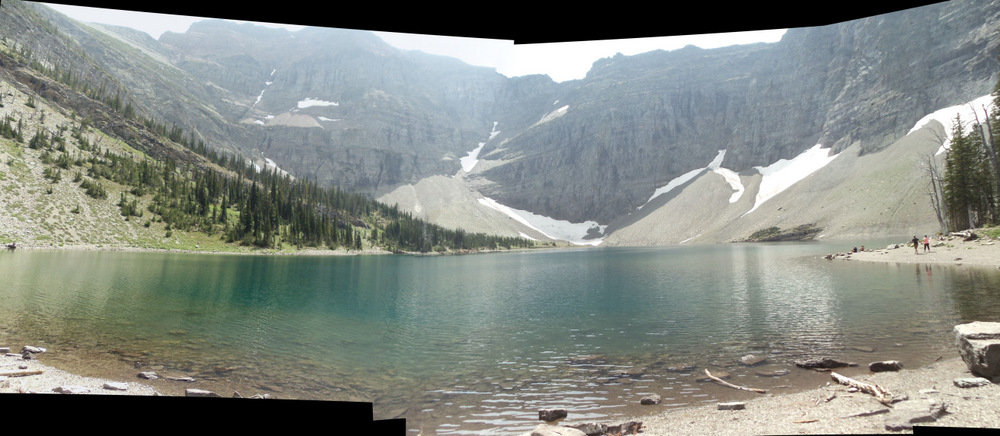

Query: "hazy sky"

xmin=42 ymin=3 xmax=787 ymax=83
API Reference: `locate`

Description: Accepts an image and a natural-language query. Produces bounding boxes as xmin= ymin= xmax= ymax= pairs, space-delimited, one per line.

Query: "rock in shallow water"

xmin=794 ymin=357 xmax=857 ymax=369
xmin=739 ymin=354 xmax=767 ymax=366
xmin=538 ymin=408 xmax=567 ymax=422
xmin=640 ymin=394 xmax=661 ymax=405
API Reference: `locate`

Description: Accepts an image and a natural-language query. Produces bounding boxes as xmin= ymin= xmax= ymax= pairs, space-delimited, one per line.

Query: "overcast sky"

xmin=42 ymin=3 xmax=787 ymax=83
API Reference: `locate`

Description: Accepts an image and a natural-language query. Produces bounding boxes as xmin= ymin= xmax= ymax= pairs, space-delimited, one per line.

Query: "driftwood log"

xmin=0 ymin=369 xmax=44 ymax=377
xmin=830 ymin=372 xmax=893 ymax=405
xmin=704 ymin=369 xmax=767 ymax=394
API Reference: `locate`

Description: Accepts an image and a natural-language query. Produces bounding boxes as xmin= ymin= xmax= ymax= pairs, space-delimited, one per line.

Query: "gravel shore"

xmin=0 ymin=351 xmax=159 ymax=396
xmin=606 ymin=356 xmax=999 ymax=435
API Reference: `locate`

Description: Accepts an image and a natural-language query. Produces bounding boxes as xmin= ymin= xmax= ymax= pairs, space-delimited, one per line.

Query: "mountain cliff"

xmin=470 ymin=0 xmax=1000 ymax=224
xmin=2 ymin=0 xmax=999 ymax=246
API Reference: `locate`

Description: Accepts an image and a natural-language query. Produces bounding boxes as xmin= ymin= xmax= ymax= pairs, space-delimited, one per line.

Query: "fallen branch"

xmin=704 ymin=369 xmax=767 ymax=394
xmin=830 ymin=372 xmax=893 ymax=405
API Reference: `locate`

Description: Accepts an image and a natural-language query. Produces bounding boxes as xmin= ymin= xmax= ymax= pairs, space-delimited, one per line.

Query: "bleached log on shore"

xmin=704 ymin=369 xmax=767 ymax=394
xmin=831 ymin=372 xmax=893 ymax=405
xmin=0 ymin=369 xmax=44 ymax=377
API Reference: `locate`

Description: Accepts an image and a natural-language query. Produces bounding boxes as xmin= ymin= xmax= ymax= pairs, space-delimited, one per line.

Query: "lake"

xmin=2 ymin=242 xmax=999 ymax=434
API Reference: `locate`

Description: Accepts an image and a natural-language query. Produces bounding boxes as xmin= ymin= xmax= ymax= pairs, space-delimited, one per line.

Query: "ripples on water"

xmin=1 ymin=244 xmax=999 ymax=434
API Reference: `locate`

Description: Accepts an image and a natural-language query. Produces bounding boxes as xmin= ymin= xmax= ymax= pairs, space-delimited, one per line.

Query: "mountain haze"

xmin=2 ymin=0 xmax=999 ymax=247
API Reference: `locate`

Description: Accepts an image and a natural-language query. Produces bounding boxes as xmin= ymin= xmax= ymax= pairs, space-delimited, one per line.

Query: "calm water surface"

xmin=2 ymin=242 xmax=1000 ymax=434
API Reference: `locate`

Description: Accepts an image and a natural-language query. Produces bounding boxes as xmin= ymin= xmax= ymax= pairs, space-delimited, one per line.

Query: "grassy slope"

xmin=0 ymin=77 xmax=238 ymax=252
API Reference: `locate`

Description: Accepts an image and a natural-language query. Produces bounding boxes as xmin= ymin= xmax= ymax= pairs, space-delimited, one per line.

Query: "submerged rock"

xmin=755 ymin=369 xmax=790 ymax=377
xmin=666 ymin=363 xmax=696 ymax=372
xmin=640 ymin=394 xmax=661 ymax=405
xmin=739 ymin=354 xmax=767 ymax=366
xmin=794 ymin=357 xmax=857 ymax=369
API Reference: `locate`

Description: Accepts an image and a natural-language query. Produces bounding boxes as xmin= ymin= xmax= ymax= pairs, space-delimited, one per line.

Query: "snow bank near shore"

xmin=477 ymin=197 xmax=605 ymax=245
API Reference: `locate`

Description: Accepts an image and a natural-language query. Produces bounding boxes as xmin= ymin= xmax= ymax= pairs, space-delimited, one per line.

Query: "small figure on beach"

xmin=912 ymin=236 xmax=919 ymax=254
xmin=924 ymin=235 xmax=931 ymax=253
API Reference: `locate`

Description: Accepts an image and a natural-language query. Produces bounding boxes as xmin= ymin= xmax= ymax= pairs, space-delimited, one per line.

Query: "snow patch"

xmin=297 ymin=98 xmax=339 ymax=109
xmin=680 ymin=234 xmax=701 ymax=244
xmin=477 ymin=197 xmax=605 ymax=246
xmin=906 ymin=94 xmax=994 ymax=155
xmin=713 ymin=167 xmax=745 ymax=203
xmin=460 ymin=143 xmax=485 ymax=173
xmin=458 ymin=122 xmax=500 ymax=174
xmin=742 ymin=144 xmax=839 ymax=216
xmin=536 ymin=105 xmax=569 ymax=126
xmin=517 ymin=231 xmax=538 ymax=241
xmin=639 ymin=150 xmax=736 ymax=210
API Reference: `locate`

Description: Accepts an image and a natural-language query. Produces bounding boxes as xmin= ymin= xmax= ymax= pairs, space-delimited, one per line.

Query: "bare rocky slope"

xmin=603 ymin=122 xmax=948 ymax=245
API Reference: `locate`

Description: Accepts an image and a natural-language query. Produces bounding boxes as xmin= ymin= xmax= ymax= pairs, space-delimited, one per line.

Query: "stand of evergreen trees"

xmin=941 ymin=80 xmax=1000 ymax=232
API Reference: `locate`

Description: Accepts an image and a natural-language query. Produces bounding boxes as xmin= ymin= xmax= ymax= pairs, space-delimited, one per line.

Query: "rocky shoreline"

xmin=522 ymin=323 xmax=1000 ymax=436
xmin=825 ymin=230 xmax=1000 ymax=268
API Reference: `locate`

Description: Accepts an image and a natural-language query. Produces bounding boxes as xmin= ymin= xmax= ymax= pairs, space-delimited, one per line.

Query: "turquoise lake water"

xmin=2 ymin=242 xmax=999 ymax=434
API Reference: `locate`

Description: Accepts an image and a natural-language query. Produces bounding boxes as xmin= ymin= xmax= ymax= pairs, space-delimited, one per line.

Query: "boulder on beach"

xmin=869 ymin=360 xmax=903 ymax=372
xmin=954 ymin=321 xmax=1000 ymax=380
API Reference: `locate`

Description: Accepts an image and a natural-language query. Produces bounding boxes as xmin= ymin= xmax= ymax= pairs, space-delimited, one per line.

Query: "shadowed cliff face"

xmin=472 ymin=0 xmax=1000 ymax=223
xmin=3 ymin=0 xmax=999 ymax=229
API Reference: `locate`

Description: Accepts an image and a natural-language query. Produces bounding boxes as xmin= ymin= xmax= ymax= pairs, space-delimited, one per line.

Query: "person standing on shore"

xmin=912 ymin=236 xmax=919 ymax=254
xmin=923 ymin=235 xmax=931 ymax=253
